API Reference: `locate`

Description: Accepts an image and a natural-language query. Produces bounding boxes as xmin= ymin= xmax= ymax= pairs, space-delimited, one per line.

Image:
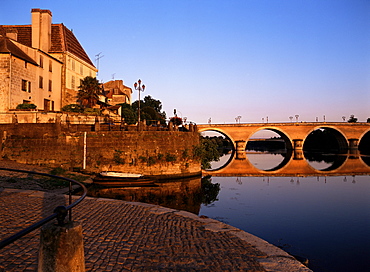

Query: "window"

xmin=48 ymin=80 xmax=52 ymax=92
xmin=72 ymin=59 xmax=75 ymax=71
xmin=71 ymin=76 xmax=75 ymax=89
xmin=25 ymin=62 xmax=27 ymax=68
xmin=49 ymin=60 xmax=52 ymax=72
xmin=80 ymin=64 xmax=83 ymax=75
xmin=39 ymin=76 xmax=43 ymax=89
xmin=22 ymin=79 xmax=31 ymax=92
xmin=22 ymin=80 xmax=27 ymax=91
xmin=39 ymin=55 xmax=43 ymax=68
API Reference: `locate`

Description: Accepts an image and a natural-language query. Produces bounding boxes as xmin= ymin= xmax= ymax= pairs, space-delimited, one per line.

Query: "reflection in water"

xmin=246 ymin=152 xmax=286 ymax=171
xmin=361 ymin=155 xmax=370 ymax=167
xmin=210 ymin=149 xmax=370 ymax=175
xmin=87 ymin=176 xmax=220 ymax=214
xmin=202 ymin=152 xmax=370 ymax=272
xmin=199 ymin=174 xmax=370 ymax=272
xmin=304 ymin=152 xmax=347 ymax=171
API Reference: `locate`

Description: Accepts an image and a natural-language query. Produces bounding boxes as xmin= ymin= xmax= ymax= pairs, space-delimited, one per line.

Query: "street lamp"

xmin=134 ymin=79 xmax=145 ymax=125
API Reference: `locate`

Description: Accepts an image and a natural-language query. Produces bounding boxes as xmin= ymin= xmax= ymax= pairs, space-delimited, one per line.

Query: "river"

xmin=202 ymin=152 xmax=370 ymax=272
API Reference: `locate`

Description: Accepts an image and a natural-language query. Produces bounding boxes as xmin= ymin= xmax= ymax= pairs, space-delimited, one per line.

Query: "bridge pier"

xmin=235 ymin=140 xmax=247 ymax=152
xmin=294 ymin=150 xmax=304 ymax=160
xmin=292 ymin=139 xmax=304 ymax=160
xmin=348 ymin=139 xmax=359 ymax=150
xmin=348 ymin=138 xmax=360 ymax=157
xmin=235 ymin=140 xmax=247 ymax=160
xmin=293 ymin=139 xmax=303 ymax=150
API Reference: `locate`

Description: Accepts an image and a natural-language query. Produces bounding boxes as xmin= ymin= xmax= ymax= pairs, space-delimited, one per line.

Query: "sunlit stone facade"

xmin=0 ymin=9 xmax=97 ymax=112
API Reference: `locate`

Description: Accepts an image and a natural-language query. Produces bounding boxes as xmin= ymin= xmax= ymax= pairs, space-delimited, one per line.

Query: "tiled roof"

xmin=0 ymin=35 xmax=38 ymax=66
xmin=50 ymin=24 xmax=95 ymax=67
xmin=0 ymin=24 xmax=95 ymax=67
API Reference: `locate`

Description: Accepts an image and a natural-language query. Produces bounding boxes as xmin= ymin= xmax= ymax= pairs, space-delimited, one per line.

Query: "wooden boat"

xmin=93 ymin=171 xmax=154 ymax=187
xmin=99 ymin=171 xmax=143 ymax=178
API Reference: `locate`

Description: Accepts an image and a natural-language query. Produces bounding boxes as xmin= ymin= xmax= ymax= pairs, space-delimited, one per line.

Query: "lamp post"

xmin=134 ymin=79 xmax=145 ymax=125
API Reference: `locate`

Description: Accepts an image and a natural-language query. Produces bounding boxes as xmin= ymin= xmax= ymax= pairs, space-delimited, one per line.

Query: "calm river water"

xmin=89 ymin=152 xmax=370 ymax=272
xmin=200 ymin=153 xmax=370 ymax=272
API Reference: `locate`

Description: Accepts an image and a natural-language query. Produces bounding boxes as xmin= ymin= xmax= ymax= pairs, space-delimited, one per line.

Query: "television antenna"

xmin=95 ymin=52 xmax=104 ymax=75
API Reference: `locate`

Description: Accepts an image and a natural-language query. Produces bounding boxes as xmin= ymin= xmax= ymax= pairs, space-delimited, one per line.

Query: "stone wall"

xmin=0 ymin=124 xmax=201 ymax=177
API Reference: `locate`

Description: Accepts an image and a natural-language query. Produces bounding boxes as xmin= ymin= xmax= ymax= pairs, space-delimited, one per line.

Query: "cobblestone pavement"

xmin=0 ymin=189 xmax=311 ymax=271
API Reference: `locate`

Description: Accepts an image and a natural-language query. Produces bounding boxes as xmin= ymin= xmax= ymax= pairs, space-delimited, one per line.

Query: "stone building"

xmin=103 ymin=80 xmax=132 ymax=105
xmin=0 ymin=9 xmax=97 ymax=112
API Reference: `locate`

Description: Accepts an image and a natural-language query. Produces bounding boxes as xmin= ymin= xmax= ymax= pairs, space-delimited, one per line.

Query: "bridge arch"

xmin=303 ymin=126 xmax=349 ymax=153
xmin=198 ymin=128 xmax=234 ymax=145
xmin=198 ymin=127 xmax=243 ymax=151
xmin=197 ymin=122 xmax=370 ymax=155
xmin=245 ymin=127 xmax=294 ymax=150
xmin=358 ymin=129 xmax=370 ymax=154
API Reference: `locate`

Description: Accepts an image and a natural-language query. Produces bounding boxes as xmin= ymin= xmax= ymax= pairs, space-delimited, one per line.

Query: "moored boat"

xmin=99 ymin=171 xmax=143 ymax=178
xmin=93 ymin=171 xmax=154 ymax=187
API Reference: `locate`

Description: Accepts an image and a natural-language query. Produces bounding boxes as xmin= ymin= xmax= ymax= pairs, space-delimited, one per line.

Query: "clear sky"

xmin=1 ymin=0 xmax=369 ymax=124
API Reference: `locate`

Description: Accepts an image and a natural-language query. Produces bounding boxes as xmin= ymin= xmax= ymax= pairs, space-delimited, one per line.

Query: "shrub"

xmin=62 ymin=104 xmax=84 ymax=113
xmin=113 ymin=150 xmax=125 ymax=164
xmin=165 ymin=153 xmax=177 ymax=162
xmin=148 ymin=156 xmax=156 ymax=166
xmin=16 ymin=103 xmax=37 ymax=110
xmin=84 ymin=108 xmax=101 ymax=116
xmin=170 ymin=116 xmax=182 ymax=126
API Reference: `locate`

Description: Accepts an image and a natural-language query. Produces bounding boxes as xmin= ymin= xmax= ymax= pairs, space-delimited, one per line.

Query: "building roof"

xmin=103 ymin=80 xmax=132 ymax=98
xmin=0 ymin=24 xmax=95 ymax=67
xmin=0 ymin=35 xmax=38 ymax=66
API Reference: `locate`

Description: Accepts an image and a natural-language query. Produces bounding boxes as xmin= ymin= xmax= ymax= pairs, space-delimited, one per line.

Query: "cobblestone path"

xmin=0 ymin=189 xmax=311 ymax=271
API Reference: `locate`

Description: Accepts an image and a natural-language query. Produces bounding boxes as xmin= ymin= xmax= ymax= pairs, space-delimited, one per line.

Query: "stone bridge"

xmin=197 ymin=122 xmax=370 ymax=152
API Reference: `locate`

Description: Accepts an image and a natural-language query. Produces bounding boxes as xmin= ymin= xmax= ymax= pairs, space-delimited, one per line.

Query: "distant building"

xmin=102 ymin=80 xmax=132 ymax=105
xmin=0 ymin=9 xmax=97 ymax=112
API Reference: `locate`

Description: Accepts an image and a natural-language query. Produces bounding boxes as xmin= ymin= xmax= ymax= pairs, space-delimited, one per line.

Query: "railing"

xmin=0 ymin=167 xmax=87 ymax=249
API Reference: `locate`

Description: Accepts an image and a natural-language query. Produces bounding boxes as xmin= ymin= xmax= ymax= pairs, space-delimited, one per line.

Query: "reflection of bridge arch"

xmin=203 ymin=152 xmax=370 ymax=177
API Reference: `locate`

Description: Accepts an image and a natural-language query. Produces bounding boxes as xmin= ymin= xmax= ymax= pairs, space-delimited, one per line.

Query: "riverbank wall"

xmin=0 ymin=123 xmax=201 ymax=177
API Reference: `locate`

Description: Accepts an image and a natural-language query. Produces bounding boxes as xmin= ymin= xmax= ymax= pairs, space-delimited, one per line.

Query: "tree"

xmin=121 ymin=107 xmax=136 ymax=124
xmin=348 ymin=115 xmax=358 ymax=123
xmin=193 ymin=137 xmax=221 ymax=169
xmin=77 ymin=76 xmax=102 ymax=108
xmin=132 ymin=95 xmax=166 ymax=123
